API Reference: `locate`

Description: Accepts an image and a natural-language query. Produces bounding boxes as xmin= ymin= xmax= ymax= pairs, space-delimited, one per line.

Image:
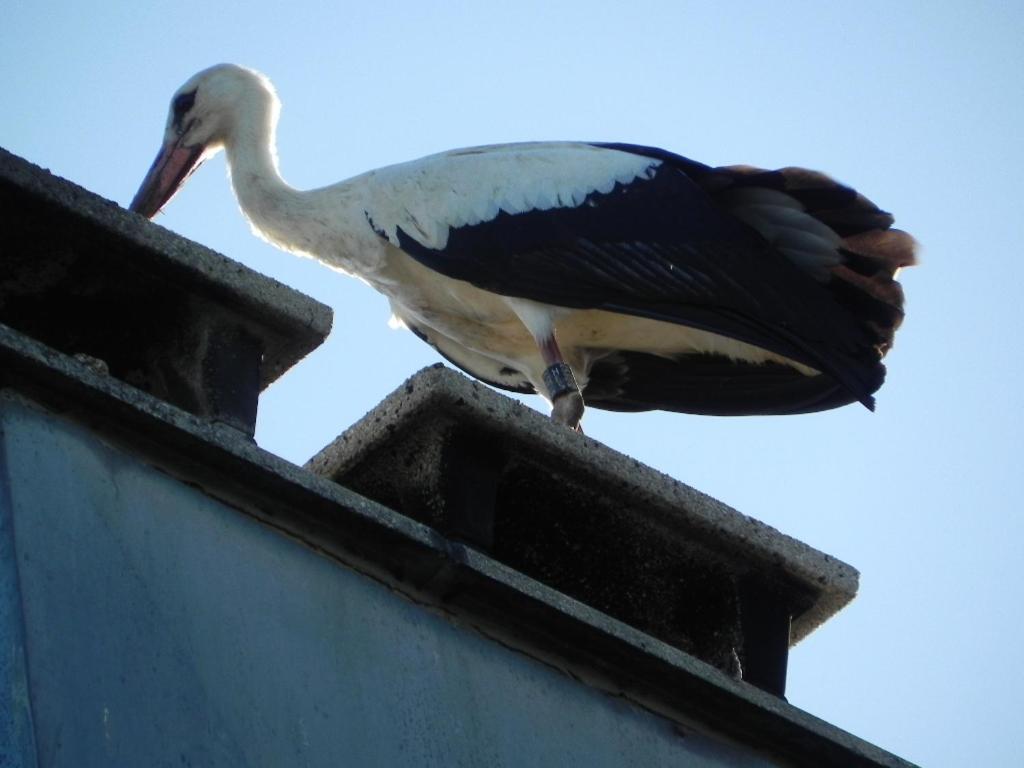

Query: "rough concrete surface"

xmin=0 ymin=146 xmax=332 ymax=432
xmin=308 ymin=365 xmax=859 ymax=685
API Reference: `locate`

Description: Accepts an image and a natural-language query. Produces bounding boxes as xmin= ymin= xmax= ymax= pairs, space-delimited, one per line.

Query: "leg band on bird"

xmin=536 ymin=334 xmax=585 ymax=429
xmin=543 ymin=361 xmax=579 ymax=401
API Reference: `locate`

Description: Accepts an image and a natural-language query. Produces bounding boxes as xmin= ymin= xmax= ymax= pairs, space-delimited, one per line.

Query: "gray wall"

xmin=0 ymin=396 xmax=776 ymax=767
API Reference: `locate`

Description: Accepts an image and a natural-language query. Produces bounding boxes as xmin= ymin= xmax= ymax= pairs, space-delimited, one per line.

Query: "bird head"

xmin=129 ymin=64 xmax=278 ymax=218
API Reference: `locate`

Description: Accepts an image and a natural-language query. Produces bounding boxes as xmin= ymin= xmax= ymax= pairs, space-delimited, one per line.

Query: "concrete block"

xmin=309 ymin=365 xmax=859 ymax=695
xmin=0 ymin=147 xmax=332 ymax=435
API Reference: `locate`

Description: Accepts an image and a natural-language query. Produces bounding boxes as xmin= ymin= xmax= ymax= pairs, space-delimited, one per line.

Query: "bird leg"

xmin=540 ymin=336 xmax=585 ymax=429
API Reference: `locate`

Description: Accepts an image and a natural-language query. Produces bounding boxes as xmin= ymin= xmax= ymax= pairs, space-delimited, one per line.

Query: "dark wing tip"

xmin=584 ymin=351 xmax=882 ymax=416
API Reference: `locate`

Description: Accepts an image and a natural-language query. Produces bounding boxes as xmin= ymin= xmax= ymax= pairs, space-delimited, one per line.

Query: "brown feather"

xmin=702 ymin=163 xmax=917 ymax=360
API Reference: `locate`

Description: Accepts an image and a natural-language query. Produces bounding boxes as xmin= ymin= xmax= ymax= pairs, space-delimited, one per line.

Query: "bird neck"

xmin=223 ymin=108 xmax=312 ymax=254
xmin=220 ymin=97 xmax=380 ymax=277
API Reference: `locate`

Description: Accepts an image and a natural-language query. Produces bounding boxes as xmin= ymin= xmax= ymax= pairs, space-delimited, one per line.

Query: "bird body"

xmin=131 ymin=64 xmax=915 ymax=426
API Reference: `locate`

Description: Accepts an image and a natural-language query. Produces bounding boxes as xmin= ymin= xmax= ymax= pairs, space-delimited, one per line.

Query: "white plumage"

xmin=131 ymin=64 xmax=915 ymax=428
xmin=365 ymin=143 xmax=659 ymax=249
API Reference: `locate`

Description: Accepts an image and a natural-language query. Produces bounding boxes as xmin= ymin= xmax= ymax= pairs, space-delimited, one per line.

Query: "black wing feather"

xmin=391 ymin=147 xmax=884 ymax=409
xmin=584 ymin=351 xmax=856 ymax=415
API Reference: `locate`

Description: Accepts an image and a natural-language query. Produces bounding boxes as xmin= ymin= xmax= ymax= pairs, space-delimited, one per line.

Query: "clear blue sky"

xmin=4 ymin=2 xmax=1022 ymax=765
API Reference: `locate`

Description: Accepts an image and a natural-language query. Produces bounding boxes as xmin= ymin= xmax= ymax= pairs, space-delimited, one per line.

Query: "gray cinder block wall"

xmin=0 ymin=148 xmax=917 ymax=768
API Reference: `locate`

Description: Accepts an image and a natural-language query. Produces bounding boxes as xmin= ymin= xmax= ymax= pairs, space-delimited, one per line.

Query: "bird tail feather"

xmin=714 ymin=164 xmax=917 ymax=360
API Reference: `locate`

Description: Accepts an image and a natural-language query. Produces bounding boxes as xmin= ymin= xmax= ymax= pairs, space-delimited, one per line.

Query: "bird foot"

xmin=544 ymin=362 xmax=584 ymax=429
xmin=551 ymin=390 xmax=585 ymax=430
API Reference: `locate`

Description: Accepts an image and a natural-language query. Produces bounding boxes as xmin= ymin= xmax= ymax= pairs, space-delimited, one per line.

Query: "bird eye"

xmin=172 ymin=91 xmax=196 ymax=117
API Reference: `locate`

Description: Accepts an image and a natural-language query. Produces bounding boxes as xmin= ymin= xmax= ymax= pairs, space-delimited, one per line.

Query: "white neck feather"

xmin=218 ymin=88 xmax=386 ymax=278
xmin=222 ymin=98 xmax=306 ymax=250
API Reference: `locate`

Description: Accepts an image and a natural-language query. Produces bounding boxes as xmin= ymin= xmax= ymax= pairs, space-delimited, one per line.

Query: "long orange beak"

xmin=129 ymin=141 xmax=206 ymax=218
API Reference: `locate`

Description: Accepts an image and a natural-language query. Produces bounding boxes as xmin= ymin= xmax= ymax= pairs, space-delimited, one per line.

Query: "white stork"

xmin=130 ymin=64 xmax=915 ymax=429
